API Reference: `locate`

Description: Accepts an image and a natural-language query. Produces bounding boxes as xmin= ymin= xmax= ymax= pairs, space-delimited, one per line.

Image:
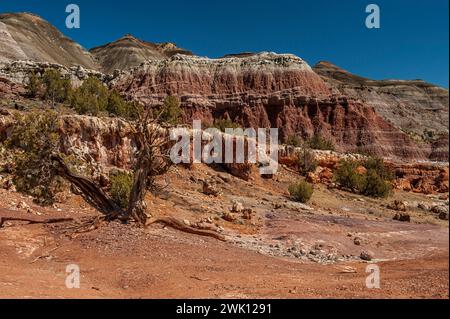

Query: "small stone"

xmin=17 ymin=201 xmax=29 ymax=210
xmin=222 ymin=212 xmax=236 ymax=222
xmin=431 ymin=205 xmax=449 ymax=215
xmin=393 ymin=213 xmax=411 ymax=222
xmin=183 ymin=219 xmax=191 ymax=226
xmin=353 ymin=237 xmax=362 ymax=246
xmin=387 ymin=200 xmax=407 ymax=212
xmin=231 ymin=201 xmax=244 ymax=213
xmin=360 ymin=250 xmax=374 ymax=261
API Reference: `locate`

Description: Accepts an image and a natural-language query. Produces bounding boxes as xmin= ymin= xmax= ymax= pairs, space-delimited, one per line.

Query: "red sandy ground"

xmin=0 ymin=165 xmax=448 ymax=298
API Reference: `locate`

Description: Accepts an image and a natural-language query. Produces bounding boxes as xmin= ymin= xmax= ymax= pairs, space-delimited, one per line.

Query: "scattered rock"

xmin=360 ymin=250 xmax=374 ymax=261
xmin=242 ymin=209 xmax=254 ymax=220
xmin=387 ymin=200 xmax=407 ymax=212
xmin=202 ymin=180 xmax=221 ymax=197
xmin=222 ymin=212 xmax=236 ymax=222
xmin=17 ymin=201 xmax=29 ymax=210
xmin=183 ymin=219 xmax=191 ymax=226
xmin=231 ymin=200 xmax=244 ymax=213
xmin=218 ymin=173 xmax=231 ymax=183
xmin=393 ymin=213 xmax=411 ymax=222
xmin=418 ymin=202 xmax=430 ymax=211
xmin=431 ymin=205 xmax=449 ymax=215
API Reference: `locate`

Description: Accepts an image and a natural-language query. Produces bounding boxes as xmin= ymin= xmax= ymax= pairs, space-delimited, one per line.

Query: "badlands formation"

xmin=0 ymin=12 xmax=448 ymax=298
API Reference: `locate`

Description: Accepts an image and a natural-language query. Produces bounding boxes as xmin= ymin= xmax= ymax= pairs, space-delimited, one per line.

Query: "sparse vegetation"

xmin=26 ymin=72 xmax=42 ymax=98
xmin=308 ymin=133 xmax=335 ymax=151
xmin=155 ymin=96 xmax=182 ymax=125
xmin=334 ymin=159 xmax=366 ymax=193
xmin=71 ymin=76 xmax=109 ymax=115
xmin=363 ymin=169 xmax=392 ymax=198
xmin=288 ymin=181 xmax=314 ymax=203
xmin=106 ymin=90 xmax=141 ymax=119
xmin=212 ymin=118 xmax=241 ymax=132
xmin=286 ymin=135 xmax=302 ymax=147
xmin=334 ymin=157 xmax=393 ymax=198
xmin=25 ymin=70 xmax=141 ymax=119
xmin=42 ymin=69 xmax=72 ymax=105
xmin=297 ymin=148 xmax=318 ymax=176
xmin=6 ymin=111 xmax=63 ymax=204
xmin=109 ymin=170 xmax=133 ymax=209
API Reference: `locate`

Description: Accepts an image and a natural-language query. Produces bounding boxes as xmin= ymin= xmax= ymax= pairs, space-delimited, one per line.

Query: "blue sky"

xmin=1 ymin=0 xmax=448 ymax=87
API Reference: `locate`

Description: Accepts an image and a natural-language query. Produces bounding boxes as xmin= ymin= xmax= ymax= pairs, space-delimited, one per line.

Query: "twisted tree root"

xmin=0 ymin=217 xmax=74 ymax=229
xmin=146 ymin=217 xmax=227 ymax=242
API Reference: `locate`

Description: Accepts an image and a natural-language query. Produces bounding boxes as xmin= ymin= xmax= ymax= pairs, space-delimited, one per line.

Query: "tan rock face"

xmin=0 ymin=13 xmax=98 ymax=69
xmin=90 ymin=35 xmax=193 ymax=74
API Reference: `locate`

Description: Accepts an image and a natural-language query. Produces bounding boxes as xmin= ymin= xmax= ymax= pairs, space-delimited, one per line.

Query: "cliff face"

xmin=0 ymin=13 xmax=447 ymax=161
xmin=314 ymin=62 xmax=449 ymax=161
xmin=0 ymin=13 xmax=98 ymax=69
xmin=111 ymin=53 xmax=430 ymax=160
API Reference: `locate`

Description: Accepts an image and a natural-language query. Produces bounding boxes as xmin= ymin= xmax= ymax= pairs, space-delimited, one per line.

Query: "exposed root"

xmin=56 ymin=215 xmax=108 ymax=238
xmin=0 ymin=217 xmax=73 ymax=229
xmin=146 ymin=217 xmax=227 ymax=242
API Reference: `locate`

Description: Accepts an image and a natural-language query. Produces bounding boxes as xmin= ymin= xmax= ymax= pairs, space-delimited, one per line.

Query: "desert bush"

xmin=71 ymin=76 xmax=109 ymax=115
xmin=362 ymin=169 xmax=392 ymax=198
xmin=154 ymin=96 xmax=182 ymax=125
xmin=42 ymin=69 xmax=72 ymax=105
xmin=26 ymin=72 xmax=42 ymax=98
xmin=212 ymin=118 xmax=241 ymax=132
xmin=297 ymin=148 xmax=318 ymax=176
xmin=334 ymin=159 xmax=366 ymax=193
xmin=106 ymin=90 xmax=142 ymax=119
xmin=286 ymin=135 xmax=302 ymax=147
xmin=308 ymin=133 xmax=335 ymax=151
xmin=364 ymin=156 xmax=394 ymax=181
xmin=288 ymin=181 xmax=314 ymax=203
xmin=335 ymin=158 xmax=393 ymax=198
xmin=109 ymin=170 xmax=133 ymax=209
xmin=6 ymin=111 xmax=64 ymax=204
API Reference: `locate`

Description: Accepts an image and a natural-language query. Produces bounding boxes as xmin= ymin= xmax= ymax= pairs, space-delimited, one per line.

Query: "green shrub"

xmin=26 ymin=72 xmax=42 ymax=98
xmin=297 ymin=148 xmax=318 ymax=176
xmin=155 ymin=96 xmax=182 ymax=125
xmin=364 ymin=157 xmax=394 ymax=181
xmin=286 ymin=135 xmax=302 ymax=147
xmin=106 ymin=90 xmax=141 ymax=119
xmin=7 ymin=111 xmax=63 ymax=204
xmin=308 ymin=133 xmax=335 ymax=151
xmin=42 ymin=69 xmax=72 ymax=105
xmin=212 ymin=118 xmax=241 ymax=132
xmin=334 ymin=159 xmax=366 ymax=193
xmin=288 ymin=181 xmax=314 ymax=203
xmin=362 ymin=169 xmax=392 ymax=198
xmin=109 ymin=171 xmax=133 ymax=209
xmin=71 ymin=77 xmax=109 ymax=115
xmin=334 ymin=158 xmax=393 ymax=198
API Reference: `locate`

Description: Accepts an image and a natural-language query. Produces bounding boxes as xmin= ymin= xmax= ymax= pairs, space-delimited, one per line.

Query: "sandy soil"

xmin=0 ymin=164 xmax=448 ymax=299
